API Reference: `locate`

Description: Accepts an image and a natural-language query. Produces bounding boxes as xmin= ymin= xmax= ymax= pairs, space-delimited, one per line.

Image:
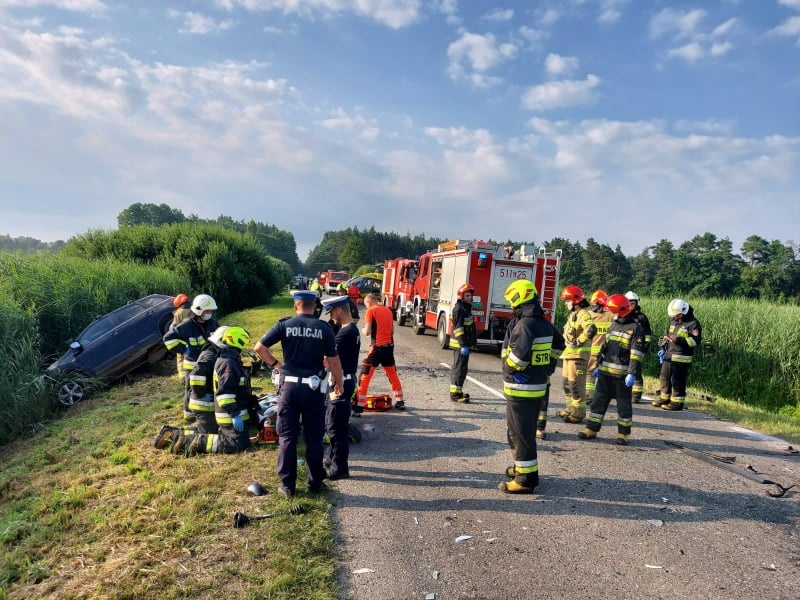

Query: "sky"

xmin=0 ymin=1 xmax=798 ymax=262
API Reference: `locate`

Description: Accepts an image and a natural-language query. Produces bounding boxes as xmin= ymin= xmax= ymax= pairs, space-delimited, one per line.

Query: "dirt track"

xmin=329 ymin=322 xmax=800 ymax=600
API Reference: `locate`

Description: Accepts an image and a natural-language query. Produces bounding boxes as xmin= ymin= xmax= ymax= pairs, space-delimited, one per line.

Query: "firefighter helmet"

xmin=606 ymin=294 xmax=632 ymax=317
xmin=560 ymin=285 xmax=584 ymax=303
xmin=221 ymin=326 xmax=251 ymax=351
xmin=208 ymin=326 xmax=231 ymax=349
xmin=173 ymin=293 xmax=189 ymax=308
xmin=457 ymin=283 xmax=475 ymax=300
xmin=590 ymin=290 xmax=608 ymax=307
xmin=624 ymin=290 xmax=640 ymax=302
xmin=504 ymin=280 xmax=538 ymax=308
xmin=667 ymin=298 xmax=689 ymax=317
xmin=191 ymin=294 xmax=218 ymax=316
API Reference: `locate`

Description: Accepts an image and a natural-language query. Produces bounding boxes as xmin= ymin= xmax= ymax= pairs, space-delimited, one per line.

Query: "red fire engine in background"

xmin=382 ymin=240 xmax=562 ymax=352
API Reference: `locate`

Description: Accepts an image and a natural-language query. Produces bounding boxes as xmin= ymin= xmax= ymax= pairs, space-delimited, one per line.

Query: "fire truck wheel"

xmin=396 ymin=301 xmax=407 ymax=326
xmin=437 ymin=314 xmax=450 ymax=349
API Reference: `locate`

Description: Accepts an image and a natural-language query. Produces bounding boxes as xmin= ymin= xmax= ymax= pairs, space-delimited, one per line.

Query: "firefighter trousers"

xmin=659 ymin=361 xmax=690 ymax=407
xmin=189 ymin=426 xmax=250 ymax=454
xmin=537 ymin=380 xmax=550 ymax=432
xmin=505 ymin=396 xmax=540 ymax=488
xmin=562 ymin=357 xmax=588 ymax=417
xmin=449 ymin=350 xmax=470 ymax=397
xmin=586 ymin=374 xmax=633 ymax=435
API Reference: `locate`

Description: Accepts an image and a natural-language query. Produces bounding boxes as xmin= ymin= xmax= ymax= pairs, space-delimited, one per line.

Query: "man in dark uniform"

xmin=328 ymin=283 xmax=360 ymax=333
xmin=624 ymin=291 xmax=652 ymax=403
xmin=449 ymin=283 xmax=476 ymax=403
xmin=321 ymin=295 xmax=361 ymax=480
xmin=254 ymin=290 xmax=344 ymax=497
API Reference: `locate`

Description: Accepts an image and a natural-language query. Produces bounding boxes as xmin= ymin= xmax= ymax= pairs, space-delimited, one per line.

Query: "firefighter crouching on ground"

xmin=499 ymin=279 xmax=564 ymax=494
xmin=254 ymin=290 xmax=343 ymax=498
xmin=449 ymin=283 xmax=476 ymax=403
xmin=171 ymin=293 xmax=193 ymax=375
xmin=625 ymin=291 xmax=652 ymax=403
xmin=586 ymin=290 xmax=613 ymax=406
xmin=163 ymin=294 xmax=219 ymax=422
xmin=578 ymin=294 xmax=645 ymax=445
xmin=558 ymin=285 xmax=596 ymax=423
xmin=653 ymin=299 xmax=702 ymax=411
xmin=164 ymin=327 xmax=254 ymax=456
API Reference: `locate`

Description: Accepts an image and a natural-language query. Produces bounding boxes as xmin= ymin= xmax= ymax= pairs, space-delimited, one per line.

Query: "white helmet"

xmin=624 ymin=291 xmax=640 ymax=302
xmin=191 ymin=294 xmax=218 ymax=316
xmin=667 ymin=298 xmax=689 ymax=317
xmin=208 ymin=326 xmax=230 ymax=348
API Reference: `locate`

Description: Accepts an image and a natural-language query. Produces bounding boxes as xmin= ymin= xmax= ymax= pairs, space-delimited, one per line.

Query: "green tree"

xmin=117 ymin=203 xmax=186 ymax=228
xmin=339 ymin=235 xmax=370 ymax=273
xmin=674 ymin=233 xmax=741 ymax=297
xmin=650 ymin=239 xmax=677 ymax=296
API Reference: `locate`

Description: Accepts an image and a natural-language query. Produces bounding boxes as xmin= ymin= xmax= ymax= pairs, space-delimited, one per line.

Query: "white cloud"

xmin=214 ymin=0 xmax=422 ymax=29
xmin=316 ymin=107 xmax=380 ymax=141
xmin=650 ymin=8 xmax=706 ymax=40
xmin=770 ymin=16 xmax=800 ymax=37
xmin=598 ymin=0 xmax=629 ymax=24
xmin=540 ymin=8 xmax=560 ymax=26
xmin=710 ymin=41 xmax=733 ymax=56
xmin=778 ymin=0 xmax=800 ymax=9
xmin=167 ymin=10 xmax=236 ymax=35
xmin=652 ymin=10 xmax=740 ymax=63
xmin=518 ymin=25 xmax=546 ymax=47
xmin=668 ymin=41 xmax=704 ymax=62
xmin=483 ymin=8 xmax=513 ymax=22
xmin=447 ymin=31 xmax=518 ymax=88
xmin=521 ymin=74 xmax=600 ymax=111
xmin=711 ymin=18 xmax=738 ymax=37
xmin=544 ymin=53 xmax=579 ymax=77
xmin=0 ymin=0 xmax=106 ymax=10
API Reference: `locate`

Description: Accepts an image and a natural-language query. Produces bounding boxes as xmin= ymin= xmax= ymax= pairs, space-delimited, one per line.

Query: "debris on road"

xmin=454 ymin=535 xmax=472 ymax=542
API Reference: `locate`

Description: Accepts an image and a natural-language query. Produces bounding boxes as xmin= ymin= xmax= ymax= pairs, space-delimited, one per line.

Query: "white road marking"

xmin=439 ymin=362 xmax=506 ymax=399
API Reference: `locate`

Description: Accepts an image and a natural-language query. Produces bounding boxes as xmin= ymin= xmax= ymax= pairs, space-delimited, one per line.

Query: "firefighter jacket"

xmin=588 ymin=307 xmax=613 ymax=358
xmin=502 ymin=300 xmax=565 ymax=400
xmin=562 ymin=302 xmax=596 ymax=360
xmin=163 ymin=316 xmax=219 ymax=373
xmin=187 ymin=343 xmax=220 ymax=413
xmin=449 ymin=299 xmax=476 ymax=350
xmin=660 ymin=307 xmax=702 ymax=364
xmin=213 ymin=346 xmax=250 ymax=427
xmin=598 ymin=314 xmax=646 ymax=378
xmin=631 ymin=306 xmax=653 ymax=350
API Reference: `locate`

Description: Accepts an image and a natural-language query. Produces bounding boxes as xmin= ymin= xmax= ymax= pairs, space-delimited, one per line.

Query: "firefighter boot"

xmin=536 ymin=428 xmax=546 ymax=440
xmin=652 ymin=396 xmax=670 ymax=408
xmin=616 ymin=433 xmax=628 ymax=446
xmin=663 ymin=402 xmax=685 ymax=411
xmin=184 ymin=434 xmax=201 ymax=457
xmin=153 ymin=425 xmax=179 ymax=449
xmin=170 ymin=431 xmax=187 ymax=455
xmin=563 ymin=405 xmax=585 ymax=424
xmin=577 ymin=428 xmax=597 ymax=440
xmin=632 ymin=393 xmax=642 ymax=404
xmin=498 ymin=479 xmax=536 ymax=494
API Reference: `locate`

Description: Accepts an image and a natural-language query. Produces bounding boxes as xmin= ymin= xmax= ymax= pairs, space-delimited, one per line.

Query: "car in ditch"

xmin=47 ymin=294 xmax=176 ymax=405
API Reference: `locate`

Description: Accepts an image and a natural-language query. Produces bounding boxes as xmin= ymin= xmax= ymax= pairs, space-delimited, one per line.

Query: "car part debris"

xmin=247 ymin=481 xmax=266 ymax=496
xmin=233 ymin=504 xmax=305 ymax=528
xmin=767 ymin=483 xmax=796 ymax=498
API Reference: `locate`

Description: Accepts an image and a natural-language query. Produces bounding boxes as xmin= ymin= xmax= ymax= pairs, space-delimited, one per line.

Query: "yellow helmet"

xmin=221 ymin=326 xmax=251 ymax=350
xmin=504 ymin=279 xmax=538 ymax=308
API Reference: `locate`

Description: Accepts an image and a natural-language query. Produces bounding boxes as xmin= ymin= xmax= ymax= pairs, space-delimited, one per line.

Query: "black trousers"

xmin=587 ymin=374 xmax=633 ymax=435
xmin=450 ymin=350 xmax=470 ymax=395
xmin=505 ymin=397 xmax=540 ymax=488
xmin=326 ymin=379 xmax=355 ymax=476
xmin=276 ymin=382 xmax=326 ymax=492
xmin=660 ymin=360 xmax=690 ymax=403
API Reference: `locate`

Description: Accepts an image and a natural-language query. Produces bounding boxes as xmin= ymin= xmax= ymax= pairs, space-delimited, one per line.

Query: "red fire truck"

xmin=381 ymin=258 xmax=420 ymax=325
xmin=403 ymin=240 xmax=562 ymax=351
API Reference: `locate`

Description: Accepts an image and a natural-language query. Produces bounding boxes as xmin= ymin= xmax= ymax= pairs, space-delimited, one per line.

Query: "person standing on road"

xmin=321 ymin=295 xmax=361 ymax=480
xmin=578 ymin=294 xmax=645 ymax=445
xmin=499 ymin=280 xmax=564 ymax=494
xmin=653 ymin=299 xmax=702 ymax=411
xmin=449 ymin=283 xmax=476 ymax=403
xmin=356 ymin=294 xmax=405 ymax=410
xmin=329 ymin=283 xmax=359 ymax=333
xmin=586 ymin=290 xmax=613 ymax=406
xmin=254 ymin=290 xmax=343 ymax=497
xmin=163 ymin=294 xmax=219 ymax=423
xmin=558 ymin=285 xmax=596 ymax=423
xmin=624 ymin=291 xmax=652 ymax=403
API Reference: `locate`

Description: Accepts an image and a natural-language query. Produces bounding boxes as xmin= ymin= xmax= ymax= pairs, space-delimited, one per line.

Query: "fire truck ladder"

xmin=537 ymin=247 xmax=562 ymax=318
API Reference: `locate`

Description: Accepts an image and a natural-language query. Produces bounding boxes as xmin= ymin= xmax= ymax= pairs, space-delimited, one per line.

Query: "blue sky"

xmin=1 ymin=0 xmax=798 ymax=260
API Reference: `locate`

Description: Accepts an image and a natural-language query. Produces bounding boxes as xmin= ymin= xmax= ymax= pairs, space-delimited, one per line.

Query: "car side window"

xmin=79 ymin=318 xmax=118 ymax=346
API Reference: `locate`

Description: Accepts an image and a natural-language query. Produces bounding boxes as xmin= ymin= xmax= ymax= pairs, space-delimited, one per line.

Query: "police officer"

xmin=624 ymin=291 xmax=653 ymax=403
xmin=321 ymin=295 xmax=361 ymax=480
xmin=449 ymin=283 xmax=476 ymax=403
xmin=254 ymin=290 xmax=344 ymax=497
xmin=499 ymin=280 xmax=564 ymax=494
xmin=329 ymin=283 xmax=359 ymax=333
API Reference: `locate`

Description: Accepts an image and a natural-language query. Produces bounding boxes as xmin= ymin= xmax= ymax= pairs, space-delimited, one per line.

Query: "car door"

xmin=74 ymin=310 xmax=134 ymax=378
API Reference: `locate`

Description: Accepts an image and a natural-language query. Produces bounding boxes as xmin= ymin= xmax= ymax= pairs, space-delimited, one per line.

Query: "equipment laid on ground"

xmin=353 ymin=393 xmax=393 ymax=412
xmin=233 ymin=505 xmax=305 ymax=528
xmin=384 ymin=240 xmax=561 ymax=352
xmin=254 ymin=393 xmax=279 ymax=444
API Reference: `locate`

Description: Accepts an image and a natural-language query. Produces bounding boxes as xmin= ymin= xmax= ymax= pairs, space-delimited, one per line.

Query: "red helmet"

xmin=590 ymin=290 xmax=608 ymax=307
xmin=173 ymin=293 xmax=189 ymax=307
xmin=605 ymin=293 xmax=632 ymax=317
xmin=457 ymin=283 xmax=475 ymax=300
xmin=560 ymin=285 xmax=584 ymax=303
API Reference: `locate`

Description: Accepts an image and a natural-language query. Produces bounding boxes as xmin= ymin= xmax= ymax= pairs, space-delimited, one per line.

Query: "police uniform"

xmin=259 ymin=291 xmax=339 ymax=495
xmin=322 ymin=296 xmax=361 ymax=479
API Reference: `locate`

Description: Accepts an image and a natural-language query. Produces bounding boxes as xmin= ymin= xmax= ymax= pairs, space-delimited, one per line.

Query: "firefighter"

xmin=449 ymin=283 xmax=476 ymax=403
xmin=499 ymin=280 xmax=564 ymax=494
xmin=586 ymin=290 xmax=613 ymax=406
xmin=186 ymin=325 xmax=230 ymax=433
xmin=321 ymin=295 xmax=361 ymax=480
xmin=254 ymin=290 xmax=343 ymax=497
xmin=558 ymin=285 xmax=596 ymax=423
xmin=653 ymin=299 xmax=702 ymax=411
xmin=624 ymin=291 xmax=653 ymax=403
xmin=165 ymin=326 xmax=254 ymax=456
xmin=162 ymin=294 xmax=219 ymax=422
xmin=356 ymin=294 xmax=405 ymax=410
xmin=171 ymin=293 xmax=192 ymax=375
xmin=578 ymin=294 xmax=646 ymax=445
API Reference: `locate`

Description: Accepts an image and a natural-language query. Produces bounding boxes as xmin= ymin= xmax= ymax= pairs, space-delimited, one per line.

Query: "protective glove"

xmin=592 ymin=368 xmax=599 ymax=378
xmin=460 ymin=346 xmax=470 ymax=356
xmin=512 ymin=373 xmax=529 ymax=384
xmin=657 ymin=349 xmax=666 ymax=364
xmin=231 ymin=415 xmax=245 ymax=432
xmin=624 ymin=374 xmax=635 ymax=387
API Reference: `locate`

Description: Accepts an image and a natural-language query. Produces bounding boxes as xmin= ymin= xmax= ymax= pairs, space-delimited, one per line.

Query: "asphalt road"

xmin=330 ymin=316 xmax=800 ymax=600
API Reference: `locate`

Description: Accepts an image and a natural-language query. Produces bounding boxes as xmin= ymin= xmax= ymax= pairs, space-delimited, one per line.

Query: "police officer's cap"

xmin=321 ymin=295 xmax=349 ymax=313
xmin=291 ymin=290 xmax=318 ymax=301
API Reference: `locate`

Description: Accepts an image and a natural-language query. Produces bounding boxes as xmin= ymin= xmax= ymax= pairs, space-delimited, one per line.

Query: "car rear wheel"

xmin=58 ymin=381 xmax=85 ymax=406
